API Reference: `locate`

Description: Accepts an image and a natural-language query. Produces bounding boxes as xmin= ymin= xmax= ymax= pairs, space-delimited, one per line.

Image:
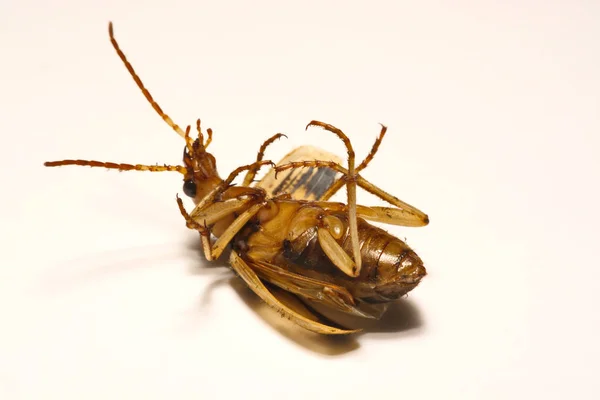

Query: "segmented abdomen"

xmin=280 ymin=211 xmax=426 ymax=303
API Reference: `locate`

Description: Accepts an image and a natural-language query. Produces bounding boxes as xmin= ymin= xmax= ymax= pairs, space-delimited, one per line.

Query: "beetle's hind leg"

xmin=275 ymin=160 xmax=429 ymax=226
xmin=304 ymin=121 xmax=362 ymax=276
xmin=312 ymin=201 xmax=428 ymax=228
xmin=317 ymin=227 xmax=358 ymax=277
xmin=319 ymin=124 xmax=387 ymax=201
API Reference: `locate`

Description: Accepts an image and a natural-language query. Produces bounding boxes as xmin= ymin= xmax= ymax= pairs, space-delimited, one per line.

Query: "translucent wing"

xmin=258 ymin=145 xmax=343 ymax=201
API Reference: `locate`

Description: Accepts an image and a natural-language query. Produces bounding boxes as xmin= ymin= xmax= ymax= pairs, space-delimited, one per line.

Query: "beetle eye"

xmin=183 ymin=179 xmax=197 ymax=197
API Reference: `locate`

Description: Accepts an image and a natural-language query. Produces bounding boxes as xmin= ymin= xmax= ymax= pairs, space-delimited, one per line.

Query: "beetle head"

xmin=180 ymin=120 xmax=223 ymax=204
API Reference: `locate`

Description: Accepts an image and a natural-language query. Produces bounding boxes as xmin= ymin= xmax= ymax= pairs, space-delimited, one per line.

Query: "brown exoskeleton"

xmin=45 ymin=23 xmax=430 ymax=334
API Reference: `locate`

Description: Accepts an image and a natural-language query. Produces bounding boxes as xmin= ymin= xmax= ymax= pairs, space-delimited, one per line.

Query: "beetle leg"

xmin=178 ymin=160 xmax=272 ymax=261
xmin=209 ymin=203 xmax=264 ymax=260
xmin=320 ymin=124 xmax=388 ymax=201
xmin=189 ymin=197 xmax=253 ymax=226
xmin=312 ymin=201 xmax=428 ymax=227
xmin=317 ymin=228 xmax=358 ymax=277
xmin=193 ymin=160 xmax=274 ymax=211
xmin=176 ymin=195 xmax=215 ymax=260
xmin=304 ymin=121 xmax=361 ymax=276
xmin=176 ymin=195 xmax=205 ymax=232
xmin=178 ymin=195 xmax=266 ymax=261
xmin=355 ymin=124 xmax=388 ymax=173
xmin=199 ymin=233 xmax=213 ymax=261
xmin=242 ymin=133 xmax=287 ymax=187
xmin=229 ymin=252 xmax=360 ymax=335
xmin=354 ymin=205 xmax=428 ymax=227
xmin=275 ymin=161 xmax=429 ymax=226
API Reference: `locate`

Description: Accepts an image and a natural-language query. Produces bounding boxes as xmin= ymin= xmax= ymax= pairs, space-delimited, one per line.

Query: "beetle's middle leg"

xmin=312 ymin=201 xmax=428 ymax=227
xmin=242 ymin=133 xmax=287 ymax=186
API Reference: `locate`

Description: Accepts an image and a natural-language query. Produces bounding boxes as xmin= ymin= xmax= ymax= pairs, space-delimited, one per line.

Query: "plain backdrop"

xmin=1 ymin=1 xmax=599 ymax=399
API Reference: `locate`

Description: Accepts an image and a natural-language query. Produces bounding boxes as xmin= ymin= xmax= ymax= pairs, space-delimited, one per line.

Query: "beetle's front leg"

xmin=176 ymin=195 xmax=265 ymax=261
xmin=176 ymin=195 xmax=214 ymax=261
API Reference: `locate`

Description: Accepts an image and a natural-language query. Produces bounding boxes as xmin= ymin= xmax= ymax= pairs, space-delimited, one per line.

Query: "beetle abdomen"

xmin=279 ymin=211 xmax=426 ymax=303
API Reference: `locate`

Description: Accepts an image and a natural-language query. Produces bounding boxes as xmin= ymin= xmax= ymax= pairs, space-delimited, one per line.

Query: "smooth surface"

xmin=1 ymin=1 xmax=599 ymax=399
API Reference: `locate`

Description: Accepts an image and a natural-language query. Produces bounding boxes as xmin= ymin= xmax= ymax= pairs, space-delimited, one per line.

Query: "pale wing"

xmin=249 ymin=258 xmax=383 ymax=319
xmin=229 ymin=252 xmax=359 ymax=335
xmin=258 ymin=145 xmax=343 ymax=201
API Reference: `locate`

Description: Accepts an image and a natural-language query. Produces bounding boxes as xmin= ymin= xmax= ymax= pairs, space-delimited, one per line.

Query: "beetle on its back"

xmin=45 ymin=22 xmax=429 ymax=334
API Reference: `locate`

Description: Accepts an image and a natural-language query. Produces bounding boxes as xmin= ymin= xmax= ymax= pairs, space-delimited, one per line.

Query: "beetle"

xmin=45 ymin=23 xmax=429 ymax=334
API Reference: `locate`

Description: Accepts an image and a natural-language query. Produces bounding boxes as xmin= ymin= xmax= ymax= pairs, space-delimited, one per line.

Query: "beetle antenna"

xmin=44 ymin=160 xmax=187 ymax=174
xmin=108 ymin=22 xmax=186 ymax=139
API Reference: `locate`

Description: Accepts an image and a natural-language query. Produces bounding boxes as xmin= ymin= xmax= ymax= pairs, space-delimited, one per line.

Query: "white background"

xmin=1 ymin=1 xmax=599 ymax=399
